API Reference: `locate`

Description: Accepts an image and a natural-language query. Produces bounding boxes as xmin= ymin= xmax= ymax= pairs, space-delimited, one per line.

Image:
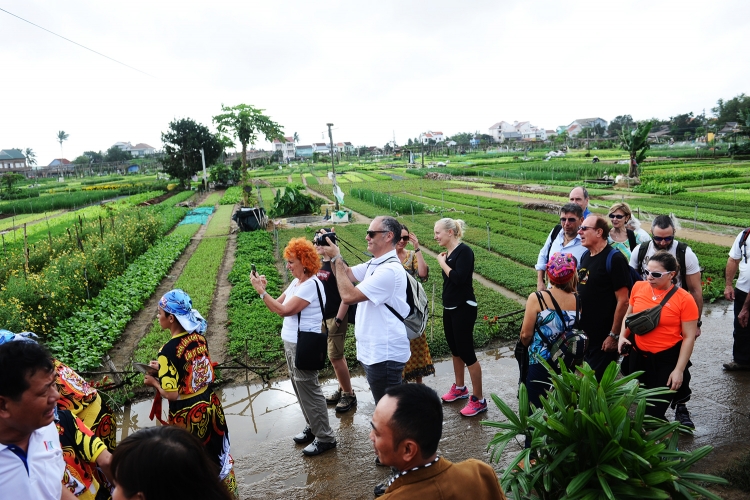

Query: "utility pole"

xmin=327 ymin=123 xmax=339 ymax=210
xmin=421 ymin=140 xmax=424 ymax=168
xmin=199 ymin=148 xmax=207 ymax=191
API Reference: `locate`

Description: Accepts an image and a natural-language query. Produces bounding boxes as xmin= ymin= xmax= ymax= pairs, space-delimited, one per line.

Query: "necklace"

xmin=651 ymin=286 xmax=671 ymax=301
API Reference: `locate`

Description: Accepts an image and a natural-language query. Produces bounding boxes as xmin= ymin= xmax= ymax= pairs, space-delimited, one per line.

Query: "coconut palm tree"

xmin=57 ymin=131 xmax=69 ymax=173
xmin=24 ymin=148 xmax=37 ymax=169
xmin=293 ymin=131 xmax=299 ymax=143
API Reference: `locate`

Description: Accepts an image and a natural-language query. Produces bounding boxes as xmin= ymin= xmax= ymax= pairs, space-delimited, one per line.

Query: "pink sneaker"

xmin=441 ymin=383 xmax=469 ymax=402
xmin=460 ymin=396 xmax=488 ymax=417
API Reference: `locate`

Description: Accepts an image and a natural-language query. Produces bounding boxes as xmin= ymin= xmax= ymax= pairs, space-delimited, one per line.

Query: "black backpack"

xmin=581 ymin=246 xmax=642 ymax=291
xmin=636 ymin=241 xmax=688 ymax=290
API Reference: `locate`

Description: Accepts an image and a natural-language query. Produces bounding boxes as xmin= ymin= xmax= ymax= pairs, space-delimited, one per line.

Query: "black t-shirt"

xmin=442 ymin=242 xmax=476 ymax=307
xmin=317 ymin=260 xmax=342 ymax=319
xmin=577 ymin=247 xmax=630 ymax=341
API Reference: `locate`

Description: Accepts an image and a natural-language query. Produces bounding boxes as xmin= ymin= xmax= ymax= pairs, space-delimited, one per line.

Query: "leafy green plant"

xmin=269 ymin=184 xmax=321 ymax=217
xmin=632 ymin=181 xmax=686 ymax=195
xmin=482 ymin=361 xmax=728 ymax=500
xmin=219 ymin=186 xmax=243 ymax=205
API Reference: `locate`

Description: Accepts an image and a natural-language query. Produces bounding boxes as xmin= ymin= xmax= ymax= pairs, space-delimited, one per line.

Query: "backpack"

xmin=739 ymin=227 xmax=750 ymax=263
xmin=625 ymin=229 xmax=637 ymax=251
xmin=546 ymin=224 xmax=563 ymax=265
xmin=636 ymin=241 xmax=688 ymax=291
xmin=582 ymin=246 xmax=642 ymax=291
xmin=369 ymin=257 xmax=429 ymax=340
xmin=533 ymin=290 xmax=587 ymax=370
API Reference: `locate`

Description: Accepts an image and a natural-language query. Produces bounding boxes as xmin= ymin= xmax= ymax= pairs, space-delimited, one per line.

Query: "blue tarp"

xmin=179 ymin=207 xmax=214 ymax=225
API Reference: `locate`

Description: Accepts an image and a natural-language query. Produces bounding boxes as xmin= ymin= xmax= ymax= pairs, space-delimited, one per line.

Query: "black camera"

xmin=621 ymin=343 xmax=632 ymax=355
xmin=314 ymin=231 xmax=337 ymax=246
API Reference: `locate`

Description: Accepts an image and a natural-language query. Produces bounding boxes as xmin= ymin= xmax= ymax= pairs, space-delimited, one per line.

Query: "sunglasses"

xmin=366 ymin=230 xmax=389 ymax=238
xmin=400 ymin=236 xmax=410 ymax=241
xmin=652 ymin=235 xmax=674 ymax=243
xmin=643 ymin=270 xmax=672 ymax=278
xmin=560 ymin=217 xmax=579 ymax=223
xmin=608 ymin=214 xmax=626 ymax=220
xmin=577 ymin=225 xmax=595 ymax=232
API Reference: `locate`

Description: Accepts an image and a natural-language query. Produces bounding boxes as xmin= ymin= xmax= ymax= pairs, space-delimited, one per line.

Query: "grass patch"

xmin=199 ymin=193 xmax=222 ymax=207
xmin=204 ymin=205 xmax=233 ymax=237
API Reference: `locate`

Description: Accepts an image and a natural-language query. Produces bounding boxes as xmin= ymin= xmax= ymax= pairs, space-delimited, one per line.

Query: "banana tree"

xmin=482 ymin=361 xmax=727 ymax=500
xmin=619 ymin=121 xmax=652 ymax=177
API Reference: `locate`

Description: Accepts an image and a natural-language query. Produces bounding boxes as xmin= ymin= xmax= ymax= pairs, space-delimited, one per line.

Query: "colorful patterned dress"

xmin=56 ymin=409 xmax=108 ymax=500
xmin=401 ymin=250 xmax=436 ymax=381
xmin=157 ymin=332 xmax=237 ymax=496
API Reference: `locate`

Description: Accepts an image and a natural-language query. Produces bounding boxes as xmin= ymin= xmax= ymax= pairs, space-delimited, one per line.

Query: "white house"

xmin=566 ymin=117 xmax=609 ymax=137
xmin=336 ymin=142 xmax=356 ymax=154
xmin=489 ymin=121 xmax=548 ymax=142
xmin=112 ymin=141 xmax=156 ymax=157
xmin=313 ymin=142 xmax=337 ymax=155
xmin=419 ymin=131 xmax=445 ymax=144
xmin=488 ymin=121 xmax=517 ymax=142
xmin=273 ymin=136 xmax=296 ymax=161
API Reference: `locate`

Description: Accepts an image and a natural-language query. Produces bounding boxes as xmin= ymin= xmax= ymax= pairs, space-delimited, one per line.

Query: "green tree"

xmin=607 ymin=115 xmax=635 ymax=136
xmin=24 ymin=148 xmax=37 ymax=169
xmin=212 ymin=104 xmax=283 ymax=170
xmin=161 ymin=118 xmax=223 ymax=188
xmin=57 ymin=130 xmax=69 ymax=163
xmin=208 ymin=163 xmax=239 ymax=186
xmin=619 ymin=121 xmax=653 ymax=177
xmin=83 ymin=150 xmax=104 ymax=163
xmin=1 ymin=173 xmax=24 ymax=194
xmin=105 ymin=146 xmax=132 ymax=163
xmin=73 ymin=155 xmax=91 ymax=165
xmin=711 ymin=93 xmax=750 ymax=125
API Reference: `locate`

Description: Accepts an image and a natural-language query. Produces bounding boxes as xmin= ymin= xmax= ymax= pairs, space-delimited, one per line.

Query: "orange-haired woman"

xmin=251 ymin=237 xmax=337 ymax=457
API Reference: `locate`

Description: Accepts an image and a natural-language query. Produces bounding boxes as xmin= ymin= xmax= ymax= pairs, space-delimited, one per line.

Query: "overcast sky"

xmin=2 ymin=0 xmax=748 ymax=164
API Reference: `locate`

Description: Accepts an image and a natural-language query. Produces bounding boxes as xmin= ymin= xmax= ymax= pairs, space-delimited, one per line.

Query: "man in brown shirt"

xmin=370 ymin=384 xmax=505 ymax=499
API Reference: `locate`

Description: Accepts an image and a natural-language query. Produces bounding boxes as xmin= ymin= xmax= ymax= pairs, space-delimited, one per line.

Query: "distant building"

xmin=273 ymin=136 xmax=296 ymax=161
xmin=313 ymin=142 xmax=337 ymax=155
xmin=0 ymin=149 xmax=29 ymax=174
xmin=419 ymin=131 xmax=445 ymax=144
xmin=112 ymin=141 xmax=157 ymax=157
xmin=489 ymin=121 xmax=546 ymax=142
xmin=296 ymin=145 xmax=314 ymax=158
xmin=336 ymin=142 xmax=356 ymax=154
xmin=566 ymin=117 xmax=608 ymax=137
xmin=48 ymin=158 xmax=74 ymax=173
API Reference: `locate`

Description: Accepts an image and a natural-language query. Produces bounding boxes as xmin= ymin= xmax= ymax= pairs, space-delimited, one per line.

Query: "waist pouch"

xmin=625 ymin=286 xmax=678 ymax=336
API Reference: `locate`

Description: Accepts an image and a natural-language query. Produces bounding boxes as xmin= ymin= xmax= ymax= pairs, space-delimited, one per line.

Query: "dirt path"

xmin=204 ymin=230 xmax=236 ymax=365
xmin=419 ymin=246 xmax=526 ymax=305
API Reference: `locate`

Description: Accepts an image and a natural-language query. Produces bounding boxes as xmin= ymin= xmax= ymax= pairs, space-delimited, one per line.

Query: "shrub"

xmin=483 ymin=361 xmax=727 ymax=500
xmin=269 ymin=184 xmax=321 ymax=217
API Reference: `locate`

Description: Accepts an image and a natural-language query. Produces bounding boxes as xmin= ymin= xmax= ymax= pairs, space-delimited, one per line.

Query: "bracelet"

xmin=414 ymin=248 xmax=421 ymax=253
xmin=331 ymin=255 xmax=341 ymax=264
xmin=259 ymin=292 xmax=267 ymax=299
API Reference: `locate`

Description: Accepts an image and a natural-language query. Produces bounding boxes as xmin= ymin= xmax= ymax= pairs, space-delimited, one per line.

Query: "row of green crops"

xmin=199 ymin=193 xmax=223 ymax=207
xmin=50 ymin=224 xmax=200 ymax=371
xmin=134 ymin=235 xmax=229 ymax=364
xmin=350 ymin=187 xmax=428 ymax=214
xmin=226 ymin=231 xmax=284 ymax=361
xmin=219 ymin=186 xmax=243 ymax=205
xmin=204 ymin=206 xmax=234 ymax=237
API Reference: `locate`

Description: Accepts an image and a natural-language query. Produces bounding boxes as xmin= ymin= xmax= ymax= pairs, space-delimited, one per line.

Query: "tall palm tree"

xmin=24 ymin=148 xmax=37 ymax=169
xmin=293 ymin=132 xmax=299 ymax=143
xmin=57 ymin=130 xmax=69 ymax=175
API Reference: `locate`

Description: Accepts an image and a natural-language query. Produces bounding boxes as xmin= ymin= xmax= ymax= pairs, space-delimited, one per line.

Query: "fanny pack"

xmin=625 ymin=286 xmax=678 ymax=336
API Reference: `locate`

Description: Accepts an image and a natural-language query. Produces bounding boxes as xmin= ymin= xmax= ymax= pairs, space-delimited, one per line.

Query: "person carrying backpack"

xmin=607 ymin=202 xmax=647 ymax=260
xmin=434 ymin=218 xmax=486 ymax=417
xmin=519 ymin=252 xmax=585 ymax=448
xmin=628 ymin=214 xmax=702 ymax=429
xmin=535 ymin=203 xmax=587 ymax=291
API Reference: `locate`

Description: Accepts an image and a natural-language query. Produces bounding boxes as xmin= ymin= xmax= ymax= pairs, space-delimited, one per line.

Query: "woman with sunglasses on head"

xmin=607 ymin=202 xmax=643 ymax=260
xmin=396 ymin=225 xmax=434 ymax=384
xmin=617 ymin=251 xmax=698 ymax=422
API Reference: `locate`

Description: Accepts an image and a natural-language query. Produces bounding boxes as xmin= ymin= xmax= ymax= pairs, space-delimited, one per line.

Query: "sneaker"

xmin=674 ymin=404 xmax=695 ymax=429
xmin=302 ymin=439 xmax=337 ymax=456
xmin=460 ymin=396 xmax=488 ymax=417
xmin=336 ymin=392 xmax=357 ymax=413
xmin=723 ymin=361 xmax=750 ymax=371
xmin=441 ymin=383 xmax=469 ymax=402
xmin=292 ymin=426 xmax=314 ymax=444
xmin=325 ymin=388 xmax=342 ymax=405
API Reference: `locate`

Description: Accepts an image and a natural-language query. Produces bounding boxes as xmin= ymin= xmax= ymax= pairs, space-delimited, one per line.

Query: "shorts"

xmin=324 ymin=315 xmax=349 ymax=360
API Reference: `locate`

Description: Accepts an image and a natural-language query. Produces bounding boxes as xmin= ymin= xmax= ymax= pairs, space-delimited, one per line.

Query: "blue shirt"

xmin=536 ymin=229 xmax=588 ymax=271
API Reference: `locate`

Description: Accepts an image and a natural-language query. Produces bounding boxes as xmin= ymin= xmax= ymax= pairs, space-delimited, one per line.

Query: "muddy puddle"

xmin=117 ymin=302 xmax=750 ymax=499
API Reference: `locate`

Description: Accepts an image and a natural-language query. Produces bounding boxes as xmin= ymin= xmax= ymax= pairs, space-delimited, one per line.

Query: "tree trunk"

xmin=628 ymin=153 xmax=639 ymax=178
xmin=241 ymin=142 xmax=248 ymax=169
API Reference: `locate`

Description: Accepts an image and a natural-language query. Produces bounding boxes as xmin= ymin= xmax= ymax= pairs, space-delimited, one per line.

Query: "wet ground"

xmin=117 ymin=301 xmax=750 ymax=499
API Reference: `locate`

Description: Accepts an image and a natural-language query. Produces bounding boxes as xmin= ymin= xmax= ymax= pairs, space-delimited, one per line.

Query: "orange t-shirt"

xmin=628 ymin=281 xmax=699 ymax=353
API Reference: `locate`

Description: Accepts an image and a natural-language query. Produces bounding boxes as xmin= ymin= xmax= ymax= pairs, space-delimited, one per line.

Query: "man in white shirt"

xmin=322 ymin=216 xmax=410 ymax=405
xmin=536 ymin=203 xmax=587 ymax=290
xmin=724 ymin=228 xmax=750 ymax=371
xmin=629 ymin=214 xmax=703 ymax=429
xmin=0 ymin=341 xmax=73 ymax=500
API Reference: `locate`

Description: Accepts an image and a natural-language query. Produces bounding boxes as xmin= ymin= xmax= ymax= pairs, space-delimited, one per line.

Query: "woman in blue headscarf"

xmin=142 ymin=289 xmax=236 ymax=497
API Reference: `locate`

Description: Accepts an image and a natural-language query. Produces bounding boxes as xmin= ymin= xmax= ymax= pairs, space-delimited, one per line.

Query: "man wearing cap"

xmin=536 ymin=203 xmax=587 ymax=290
xmin=629 ymin=214 xmax=702 ymax=429
xmin=577 ymin=215 xmax=630 ymax=381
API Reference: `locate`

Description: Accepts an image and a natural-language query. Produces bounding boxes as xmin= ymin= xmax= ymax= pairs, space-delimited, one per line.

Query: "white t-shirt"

xmin=729 ymin=230 xmax=750 ymax=293
xmin=629 ymin=239 xmax=700 ymax=288
xmin=350 ymin=250 xmax=410 ymax=365
xmin=280 ymin=277 xmax=326 ymax=343
xmin=0 ymin=421 xmax=65 ymax=500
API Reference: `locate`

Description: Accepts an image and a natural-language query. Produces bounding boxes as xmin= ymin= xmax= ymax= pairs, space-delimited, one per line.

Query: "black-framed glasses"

xmin=400 ymin=236 xmax=410 ymax=241
xmin=608 ymin=214 xmax=626 ymax=220
xmin=577 ymin=225 xmax=594 ymax=232
xmin=652 ymin=235 xmax=674 ymax=243
xmin=643 ymin=270 xmax=672 ymax=278
xmin=560 ymin=217 xmax=578 ymax=223
xmin=366 ymin=230 xmax=389 ymax=238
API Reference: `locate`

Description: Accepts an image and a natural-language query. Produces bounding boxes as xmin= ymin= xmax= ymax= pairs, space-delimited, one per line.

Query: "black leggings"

xmin=443 ymin=303 xmax=478 ymax=366
xmin=629 ymin=341 xmax=691 ymax=420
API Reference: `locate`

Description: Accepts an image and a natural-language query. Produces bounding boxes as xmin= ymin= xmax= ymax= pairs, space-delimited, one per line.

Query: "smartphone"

xmin=133 ymin=362 xmax=158 ymax=376
xmin=251 ymin=264 xmax=257 ymax=276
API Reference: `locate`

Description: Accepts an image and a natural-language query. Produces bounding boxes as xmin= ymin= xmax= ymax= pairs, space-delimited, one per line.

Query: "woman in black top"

xmin=434 ymin=217 xmax=486 ymax=417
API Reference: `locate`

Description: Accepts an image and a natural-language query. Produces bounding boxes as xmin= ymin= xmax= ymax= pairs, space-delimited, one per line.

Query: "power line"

xmin=0 ymin=7 xmax=155 ymax=78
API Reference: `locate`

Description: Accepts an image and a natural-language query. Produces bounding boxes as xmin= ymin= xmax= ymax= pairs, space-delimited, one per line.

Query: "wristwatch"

xmin=697 ymin=320 xmax=702 ymax=328
xmin=335 ymin=317 xmax=342 ymax=325
xmin=331 ymin=255 xmax=341 ymax=264
xmin=414 ymin=248 xmax=421 ymax=253
xmin=259 ymin=292 xmax=267 ymax=299
xmin=608 ymin=332 xmax=619 ymax=340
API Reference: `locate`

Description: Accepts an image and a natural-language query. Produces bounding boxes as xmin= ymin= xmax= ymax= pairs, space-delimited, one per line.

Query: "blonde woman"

xmin=608 ymin=202 xmax=644 ymax=260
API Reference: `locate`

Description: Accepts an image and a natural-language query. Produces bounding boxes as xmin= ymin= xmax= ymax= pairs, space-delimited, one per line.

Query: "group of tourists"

xmin=4 ymin=183 xmax=750 ymax=500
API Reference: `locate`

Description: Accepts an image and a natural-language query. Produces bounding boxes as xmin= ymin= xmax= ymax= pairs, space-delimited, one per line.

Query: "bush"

xmin=269 ymin=184 xmax=321 ymax=217
xmin=632 ymin=181 xmax=686 ymax=195
xmin=483 ymin=361 xmax=728 ymax=499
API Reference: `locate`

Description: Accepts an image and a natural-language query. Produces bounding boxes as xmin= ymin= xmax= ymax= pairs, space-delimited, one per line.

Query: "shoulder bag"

xmin=625 ymin=285 xmax=679 ymax=336
xmin=295 ymin=280 xmax=329 ymax=371
xmin=534 ymin=290 xmax=587 ymax=370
